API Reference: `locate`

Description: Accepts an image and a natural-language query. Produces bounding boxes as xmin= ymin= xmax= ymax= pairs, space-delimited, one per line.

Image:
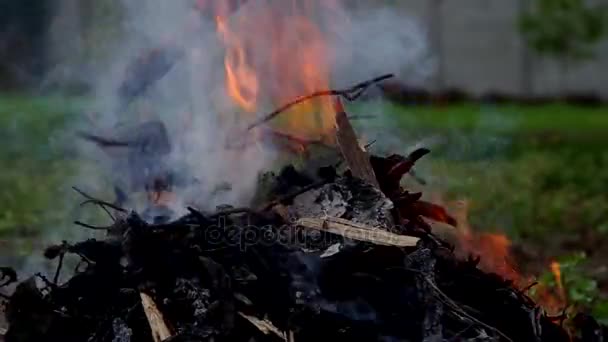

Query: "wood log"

xmin=140 ymin=292 xmax=172 ymax=342
xmin=296 ymin=217 xmax=419 ymax=247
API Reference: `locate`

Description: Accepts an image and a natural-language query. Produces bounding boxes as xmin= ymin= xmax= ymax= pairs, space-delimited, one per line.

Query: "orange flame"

xmin=550 ymin=261 xmax=567 ymax=305
xmin=216 ymin=16 xmax=259 ymax=113
xmin=214 ymin=0 xmax=347 ymax=140
xmin=448 ymin=199 xmax=520 ymax=282
xmin=532 ymin=261 xmax=568 ymax=316
xmin=446 ymin=198 xmax=569 ymax=315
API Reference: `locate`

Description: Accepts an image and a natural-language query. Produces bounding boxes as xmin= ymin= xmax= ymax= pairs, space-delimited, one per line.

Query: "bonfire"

xmin=1 ymin=1 xmax=606 ymax=341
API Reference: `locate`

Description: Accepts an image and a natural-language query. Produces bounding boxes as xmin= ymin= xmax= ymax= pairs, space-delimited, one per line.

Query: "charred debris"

xmin=1 ymin=75 xmax=607 ymax=342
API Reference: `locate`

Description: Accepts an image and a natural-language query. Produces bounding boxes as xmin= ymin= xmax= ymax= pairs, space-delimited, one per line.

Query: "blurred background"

xmin=1 ymin=0 xmax=608 ymax=323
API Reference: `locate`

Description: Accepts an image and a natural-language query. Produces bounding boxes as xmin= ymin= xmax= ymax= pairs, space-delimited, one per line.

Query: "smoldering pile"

xmin=2 ymin=141 xmax=606 ymax=342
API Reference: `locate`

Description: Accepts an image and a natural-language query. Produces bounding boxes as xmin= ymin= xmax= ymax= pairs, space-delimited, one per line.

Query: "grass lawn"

xmin=0 ymin=95 xmax=96 ymax=260
xmin=2 ymin=95 xmax=608 ymax=317
xmin=368 ymin=101 xmax=608 ymax=132
xmin=365 ymin=102 xmax=608 ymax=240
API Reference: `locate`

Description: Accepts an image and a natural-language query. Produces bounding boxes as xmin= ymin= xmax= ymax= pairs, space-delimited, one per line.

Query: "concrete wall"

xmin=44 ymin=0 xmax=608 ymax=98
xmin=399 ymin=0 xmax=608 ymax=98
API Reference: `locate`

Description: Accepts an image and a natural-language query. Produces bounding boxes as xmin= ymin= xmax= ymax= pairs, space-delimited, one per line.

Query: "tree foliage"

xmin=519 ymin=0 xmax=608 ymax=62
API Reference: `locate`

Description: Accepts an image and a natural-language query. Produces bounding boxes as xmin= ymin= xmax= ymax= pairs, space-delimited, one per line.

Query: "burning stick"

xmin=140 ymin=292 xmax=173 ymax=342
xmin=246 ymin=74 xmax=394 ymax=131
xmin=333 ymin=97 xmax=380 ymax=188
xmin=238 ymin=312 xmax=287 ymax=341
xmin=296 ymin=217 xmax=419 ymax=247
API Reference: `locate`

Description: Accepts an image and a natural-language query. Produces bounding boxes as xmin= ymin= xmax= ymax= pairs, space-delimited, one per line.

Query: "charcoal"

xmin=111 ymin=318 xmax=133 ymax=342
xmin=0 ymin=268 xmax=16 ymax=287
xmin=288 ymin=176 xmax=393 ymax=228
xmin=1 ymin=152 xmax=605 ymax=342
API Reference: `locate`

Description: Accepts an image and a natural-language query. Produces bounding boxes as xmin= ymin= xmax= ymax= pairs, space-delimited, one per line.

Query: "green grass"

xmin=355 ymin=101 xmax=608 ymax=317
xmin=354 ymin=102 xmax=608 ymax=238
xmin=0 ymin=95 xmax=90 ymax=258
xmin=358 ymin=101 xmax=608 ymax=132
xmin=352 ymin=102 xmax=608 ymax=309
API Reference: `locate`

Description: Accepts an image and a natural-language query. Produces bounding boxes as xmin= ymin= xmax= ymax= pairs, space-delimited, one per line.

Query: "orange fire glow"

xmin=447 ymin=199 xmax=568 ymax=315
xmin=551 ymin=261 xmax=566 ymax=302
xmin=533 ymin=262 xmax=568 ymax=316
xmin=460 ymin=232 xmax=521 ymax=282
xmin=214 ymin=0 xmax=347 ymax=140
xmin=216 ymin=16 xmax=259 ymax=113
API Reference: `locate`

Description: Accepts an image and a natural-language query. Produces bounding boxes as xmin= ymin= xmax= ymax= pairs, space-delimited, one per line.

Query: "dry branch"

xmin=140 ymin=292 xmax=172 ymax=342
xmin=296 ymin=217 xmax=419 ymax=247
xmin=238 ymin=312 xmax=287 ymax=341
xmin=333 ymin=98 xmax=380 ymax=188
xmin=246 ymin=74 xmax=394 ymax=131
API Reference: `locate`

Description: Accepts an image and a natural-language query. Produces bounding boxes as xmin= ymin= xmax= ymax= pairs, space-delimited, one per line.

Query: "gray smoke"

xmin=1 ymin=0 xmax=435 ymax=293
xmin=44 ymin=0 xmax=433 ymax=215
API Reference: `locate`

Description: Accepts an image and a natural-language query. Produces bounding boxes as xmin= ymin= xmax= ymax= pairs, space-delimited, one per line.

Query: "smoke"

xmin=0 ymin=0 xmax=436 ymax=294
xmin=43 ymin=0 xmax=433 ymax=216
xmin=328 ymin=6 xmax=434 ymax=86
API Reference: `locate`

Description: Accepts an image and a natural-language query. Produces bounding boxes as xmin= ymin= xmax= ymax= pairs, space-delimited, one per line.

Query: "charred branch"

xmin=296 ymin=217 xmax=419 ymax=247
xmin=246 ymin=74 xmax=394 ymax=131
xmin=333 ymin=98 xmax=380 ymax=189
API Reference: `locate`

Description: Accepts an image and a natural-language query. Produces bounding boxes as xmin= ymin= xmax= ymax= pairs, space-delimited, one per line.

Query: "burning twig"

xmin=140 ymin=292 xmax=173 ymax=342
xmin=296 ymin=217 xmax=420 ymax=247
xmin=74 ymin=221 xmax=113 ymax=231
xmin=238 ymin=312 xmax=287 ymax=341
xmin=246 ymin=74 xmax=394 ymax=131
xmin=72 ymin=186 xmax=127 ymax=220
xmin=333 ymin=97 xmax=380 ymax=188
